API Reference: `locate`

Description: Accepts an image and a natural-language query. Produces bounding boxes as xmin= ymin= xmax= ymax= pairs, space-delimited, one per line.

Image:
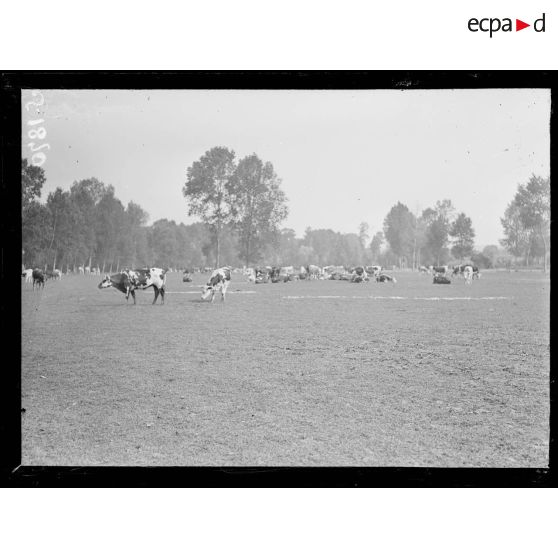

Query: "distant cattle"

xmin=202 ymin=267 xmax=231 ymax=302
xmin=368 ymin=265 xmax=382 ymax=278
xmin=22 ymin=269 xmax=33 ymax=283
xmin=32 ymin=269 xmax=46 ymax=289
xmin=270 ymin=266 xmax=281 ymax=283
xmin=430 ymin=265 xmax=449 ymax=276
xmin=304 ymin=264 xmax=321 ymax=280
xmin=182 ymin=268 xmax=193 ymax=282
xmin=463 ymin=265 xmax=474 ymax=284
xmin=350 ymin=266 xmax=368 ymax=283
xmin=255 ymin=267 xmax=270 ymax=284
xmin=453 ymin=264 xmax=480 ymax=281
xmin=376 ymin=273 xmax=397 ymax=284
xmin=418 ymin=265 xmax=429 ymax=274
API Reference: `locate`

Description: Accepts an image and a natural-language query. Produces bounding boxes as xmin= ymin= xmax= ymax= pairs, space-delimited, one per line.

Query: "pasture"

xmin=21 ymin=270 xmax=549 ymax=467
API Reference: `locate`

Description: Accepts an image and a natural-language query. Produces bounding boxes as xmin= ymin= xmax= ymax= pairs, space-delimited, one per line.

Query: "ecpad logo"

xmin=468 ymin=13 xmax=546 ymax=37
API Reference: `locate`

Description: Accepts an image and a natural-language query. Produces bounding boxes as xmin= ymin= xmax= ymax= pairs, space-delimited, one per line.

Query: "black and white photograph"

xmin=15 ymin=81 xmax=550 ymax=472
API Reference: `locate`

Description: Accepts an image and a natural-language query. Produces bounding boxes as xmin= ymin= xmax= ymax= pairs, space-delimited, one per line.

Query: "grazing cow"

xmin=418 ymin=265 xmax=429 ymax=274
xmin=350 ymin=266 xmax=368 ymax=283
xmin=32 ymin=269 xmax=46 ymax=289
xmin=433 ymin=275 xmax=451 ymax=284
xmin=376 ymin=273 xmax=397 ymax=284
xmin=53 ymin=269 xmax=62 ymax=280
xmin=201 ymin=267 xmax=231 ymax=302
xmin=22 ymin=269 xmax=33 ymax=283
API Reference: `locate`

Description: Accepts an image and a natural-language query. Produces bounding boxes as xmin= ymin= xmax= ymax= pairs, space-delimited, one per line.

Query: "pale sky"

xmin=22 ymin=88 xmax=550 ymax=248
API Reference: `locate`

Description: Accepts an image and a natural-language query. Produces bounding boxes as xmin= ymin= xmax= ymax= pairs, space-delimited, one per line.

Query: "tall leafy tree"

xmin=228 ymin=154 xmax=288 ymax=266
xmin=500 ymin=200 xmax=530 ymax=264
xmin=183 ymin=146 xmax=236 ymax=267
xmin=422 ymin=200 xmax=455 ymax=266
xmin=94 ymin=185 xmax=125 ymax=272
xmin=513 ymin=175 xmax=550 ymax=273
xmin=22 ymin=158 xmax=46 ymax=214
xmin=383 ymin=202 xmax=415 ymax=268
xmin=450 ymin=212 xmax=475 ymax=261
xmin=369 ymin=231 xmax=384 ymax=263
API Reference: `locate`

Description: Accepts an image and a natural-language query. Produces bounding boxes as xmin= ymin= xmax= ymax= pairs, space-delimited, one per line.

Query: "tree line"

xmin=21 ymin=151 xmax=549 ymax=272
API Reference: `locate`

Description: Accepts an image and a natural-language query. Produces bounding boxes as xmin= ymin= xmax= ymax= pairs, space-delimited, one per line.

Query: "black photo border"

xmin=1 ymin=70 xmax=555 ymax=487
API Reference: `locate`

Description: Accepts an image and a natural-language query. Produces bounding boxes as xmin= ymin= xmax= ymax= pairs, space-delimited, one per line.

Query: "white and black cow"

xmin=350 ymin=266 xmax=368 ymax=283
xmin=430 ymin=265 xmax=449 ymax=276
xmin=463 ymin=265 xmax=474 ymax=284
xmin=376 ymin=273 xmax=397 ymax=284
xmin=98 ymin=271 xmax=136 ymax=302
xmin=201 ymin=267 xmax=231 ymax=303
xmin=98 ymin=268 xmax=167 ymax=304
xmin=22 ymin=269 xmax=33 ymax=283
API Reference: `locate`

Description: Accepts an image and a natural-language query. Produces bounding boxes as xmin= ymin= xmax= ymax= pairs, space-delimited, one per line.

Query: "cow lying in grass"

xmin=98 ymin=268 xmax=167 ymax=304
xmin=376 ymin=273 xmax=397 ymax=284
xmin=433 ymin=276 xmax=451 ymax=284
xmin=201 ymin=267 xmax=231 ymax=303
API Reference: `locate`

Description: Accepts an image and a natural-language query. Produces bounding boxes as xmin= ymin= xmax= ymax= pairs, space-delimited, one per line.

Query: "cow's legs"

xmin=152 ymin=287 xmax=160 ymax=305
xmin=130 ymin=289 xmax=136 ymax=304
xmin=159 ymin=287 xmax=165 ymax=305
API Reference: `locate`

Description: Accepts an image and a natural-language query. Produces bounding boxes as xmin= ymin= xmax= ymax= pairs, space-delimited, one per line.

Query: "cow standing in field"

xmin=98 ymin=268 xmax=167 ymax=304
xmin=98 ymin=271 xmax=136 ymax=303
xmin=32 ymin=269 xmax=46 ymax=289
xmin=22 ymin=269 xmax=33 ymax=283
xmin=201 ymin=267 xmax=231 ymax=303
xmin=463 ymin=265 xmax=474 ymax=285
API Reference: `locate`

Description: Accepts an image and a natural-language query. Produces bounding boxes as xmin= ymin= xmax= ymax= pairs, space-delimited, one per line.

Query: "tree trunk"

xmin=541 ymin=232 xmax=547 ymax=274
xmin=88 ymin=255 xmax=92 ymax=269
xmin=215 ymin=228 xmax=220 ymax=269
xmin=102 ymin=260 xmax=106 ymax=274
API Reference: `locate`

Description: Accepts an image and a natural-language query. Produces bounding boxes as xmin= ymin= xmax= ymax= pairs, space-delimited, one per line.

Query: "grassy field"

xmin=21 ymin=270 xmax=549 ymax=467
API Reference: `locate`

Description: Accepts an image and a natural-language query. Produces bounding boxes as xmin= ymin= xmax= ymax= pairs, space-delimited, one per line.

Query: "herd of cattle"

xmin=22 ymin=262 xmax=481 ymax=304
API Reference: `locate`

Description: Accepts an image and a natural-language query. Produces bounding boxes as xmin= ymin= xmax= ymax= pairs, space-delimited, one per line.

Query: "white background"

xmin=1 ymin=489 xmax=557 ymax=557
xmin=3 ymin=1 xmax=554 ymax=556
xmin=1 ymin=0 xmax=555 ymax=69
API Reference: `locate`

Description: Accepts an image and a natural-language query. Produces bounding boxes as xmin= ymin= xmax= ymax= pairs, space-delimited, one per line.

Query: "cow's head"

xmin=201 ymin=285 xmax=214 ymax=300
xmin=98 ymin=275 xmax=112 ymax=289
